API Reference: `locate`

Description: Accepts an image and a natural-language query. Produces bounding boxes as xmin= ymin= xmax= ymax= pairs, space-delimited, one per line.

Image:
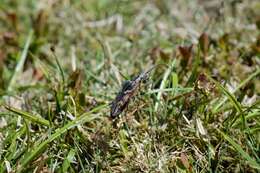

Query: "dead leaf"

xmin=33 ymin=10 xmax=49 ymax=37
xmin=180 ymin=153 xmax=192 ymax=171
xmin=149 ymin=47 xmax=170 ymax=63
xmin=199 ymin=33 xmax=210 ymax=56
xmin=251 ymin=35 xmax=260 ymax=54
xmin=67 ymin=69 xmax=83 ymax=91
xmin=255 ymin=17 xmax=260 ymax=30
xmin=179 ymin=45 xmax=193 ymax=60
xmin=33 ymin=68 xmax=44 ymax=81
xmin=0 ymin=50 xmax=5 ymax=88
xmin=6 ymin=12 xmax=17 ymax=30
xmin=2 ymin=32 xmax=17 ymax=46
xmin=178 ymin=45 xmax=193 ymax=68
xmin=195 ymin=73 xmax=216 ymax=95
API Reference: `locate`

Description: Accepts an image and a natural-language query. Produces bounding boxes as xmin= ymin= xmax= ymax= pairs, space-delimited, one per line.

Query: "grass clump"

xmin=0 ymin=0 xmax=260 ymax=172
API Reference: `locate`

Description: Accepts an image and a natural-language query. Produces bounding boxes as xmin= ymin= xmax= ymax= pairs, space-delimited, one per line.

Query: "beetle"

xmin=110 ymin=66 xmax=155 ymax=118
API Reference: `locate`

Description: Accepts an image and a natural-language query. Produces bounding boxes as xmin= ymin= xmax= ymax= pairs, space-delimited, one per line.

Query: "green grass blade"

xmin=0 ymin=126 xmax=26 ymax=173
xmin=207 ymin=75 xmax=246 ymax=129
xmin=53 ymin=52 xmax=65 ymax=84
xmin=213 ymin=68 xmax=260 ymax=113
xmin=147 ymin=87 xmax=193 ymax=94
xmin=62 ymin=149 xmax=76 ymax=172
xmin=16 ymin=104 xmax=107 ymax=172
xmin=4 ymin=105 xmax=50 ymax=127
xmin=7 ymin=30 xmax=33 ymax=92
xmin=171 ymin=72 xmax=178 ymax=87
xmin=232 ymin=111 xmax=260 ymax=127
xmin=154 ymin=59 xmax=176 ymax=111
xmin=245 ymin=127 xmax=260 ymax=134
xmin=218 ymin=130 xmax=260 ymax=169
xmin=185 ymin=47 xmax=200 ymax=87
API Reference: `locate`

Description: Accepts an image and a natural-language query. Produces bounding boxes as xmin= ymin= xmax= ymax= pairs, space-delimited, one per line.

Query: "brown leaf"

xmin=33 ymin=68 xmax=44 ymax=81
xmin=149 ymin=47 xmax=170 ymax=63
xmin=179 ymin=45 xmax=193 ymax=60
xmin=159 ymin=49 xmax=170 ymax=62
xmin=2 ymin=32 xmax=17 ymax=46
xmin=149 ymin=47 xmax=160 ymax=63
xmin=0 ymin=49 xmax=5 ymax=63
xmin=195 ymin=73 xmax=216 ymax=95
xmin=251 ymin=35 xmax=260 ymax=54
xmin=0 ymin=50 xmax=4 ymax=88
xmin=178 ymin=45 xmax=193 ymax=68
xmin=33 ymin=10 xmax=49 ymax=37
xmin=180 ymin=153 xmax=192 ymax=171
xmin=256 ymin=17 xmax=260 ymax=30
xmin=6 ymin=12 xmax=17 ymax=30
xmin=199 ymin=33 xmax=210 ymax=56
xmin=67 ymin=69 xmax=83 ymax=91
xmin=91 ymin=130 xmax=110 ymax=154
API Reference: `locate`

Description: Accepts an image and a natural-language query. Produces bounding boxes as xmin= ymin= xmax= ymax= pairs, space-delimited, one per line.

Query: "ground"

xmin=0 ymin=0 xmax=260 ymax=172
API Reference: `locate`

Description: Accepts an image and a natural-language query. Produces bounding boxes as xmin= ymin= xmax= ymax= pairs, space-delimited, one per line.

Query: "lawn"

xmin=0 ymin=0 xmax=260 ymax=172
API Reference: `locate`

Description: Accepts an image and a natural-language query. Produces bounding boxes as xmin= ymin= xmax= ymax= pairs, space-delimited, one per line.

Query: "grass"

xmin=0 ymin=0 xmax=260 ymax=172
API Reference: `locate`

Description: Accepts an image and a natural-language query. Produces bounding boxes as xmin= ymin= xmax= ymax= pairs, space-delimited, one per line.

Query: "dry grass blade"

xmin=1 ymin=1 xmax=259 ymax=172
